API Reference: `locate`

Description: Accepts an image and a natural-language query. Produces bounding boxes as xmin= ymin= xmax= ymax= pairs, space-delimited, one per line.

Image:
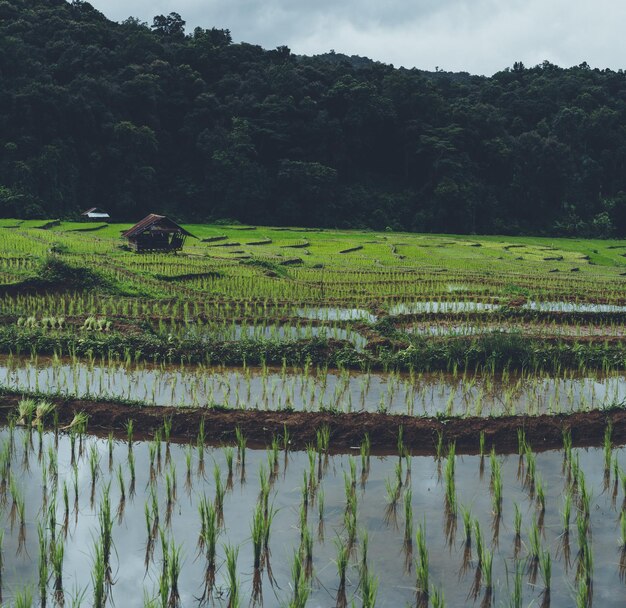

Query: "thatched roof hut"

xmin=121 ymin=214 xmax=195 ymax=252
xmin=81 ymin=207 xmax=110 ymax=221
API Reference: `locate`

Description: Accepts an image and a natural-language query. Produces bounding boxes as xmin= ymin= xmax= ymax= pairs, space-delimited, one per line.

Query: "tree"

xmin=151 ymin=13 xmax=186 ymax=38
xmin=276 ymin=160 xmax=337 ymax=224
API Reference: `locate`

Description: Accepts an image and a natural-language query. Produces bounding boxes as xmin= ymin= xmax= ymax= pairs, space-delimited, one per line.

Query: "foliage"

xmin=33 ymin=256 xmax=105 ymax=289
xmin=2 ymin=2 xmax=626 ymax=234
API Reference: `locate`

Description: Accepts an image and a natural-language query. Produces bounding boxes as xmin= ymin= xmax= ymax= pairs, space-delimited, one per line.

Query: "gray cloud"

xmin=88 ymin=0 xmax=626 ymax=75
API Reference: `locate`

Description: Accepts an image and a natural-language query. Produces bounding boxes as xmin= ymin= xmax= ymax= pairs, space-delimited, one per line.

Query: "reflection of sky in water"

xmin=387 ymin=299 xmax=626 ymax=315
xmin=1 ymin=357 xmax=625 ymax=415
xmin=389 ymin=301 xmax=500 ymax=315
xmin=183 ymin=323 xmax=368 ymax=351
xmin=295 ymin=307 xmax=378 ymax=323
xmin=3 ymin=428 xmax=626 ymax=606
xmin=525 ymin=301 xmax=626 ymax=313
xmin=409 ymin=323 xmax=626 ymax=337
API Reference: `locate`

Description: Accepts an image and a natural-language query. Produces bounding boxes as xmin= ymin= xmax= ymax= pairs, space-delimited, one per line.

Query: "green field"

xmin=0 ymin=219 xmax=624 ymax=373
xmin=1 ymin=221 xmax=626 ymax=607
xmin=1 ymin=219 xmax=625 ymax=305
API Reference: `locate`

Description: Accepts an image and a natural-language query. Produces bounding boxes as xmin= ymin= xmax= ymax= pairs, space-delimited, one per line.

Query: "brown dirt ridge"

xmin=0 ymin=394 xmax=623 ymax=455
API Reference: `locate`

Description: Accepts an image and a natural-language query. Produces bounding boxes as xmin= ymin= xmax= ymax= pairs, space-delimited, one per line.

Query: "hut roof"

xmin=81 ymin=207 xmax=110 ymax=217
xmin=121 ymin=214 xmax=196 ymax=239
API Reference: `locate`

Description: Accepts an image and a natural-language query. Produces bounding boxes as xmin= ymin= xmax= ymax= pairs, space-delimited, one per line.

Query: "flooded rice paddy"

xmin=388 ymin=302 xmax=500 ymax=315
xmin=294 ymin=308 xmax=378 ymax=323
xmin=182 ymin=323 xmax=368 ymax=352
xmin=388 ymin=300 xmax=626 ymax=316
xmin=524 ymin=302 xmax=626 ymax=314
xmin=0 ymin=425 xmax=624 ymax=606
xmin=407 ymin=323 xmax=626 ymax=338
xmin=0 ymin=356 xmax=625 ymax=416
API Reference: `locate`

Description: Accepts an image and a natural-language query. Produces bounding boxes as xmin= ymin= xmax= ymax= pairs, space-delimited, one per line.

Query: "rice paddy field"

xmin=0 ymin=219 xmax=625 ymax=606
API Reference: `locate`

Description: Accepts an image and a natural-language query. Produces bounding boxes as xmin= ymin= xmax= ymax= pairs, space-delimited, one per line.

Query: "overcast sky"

xmin=87 ymin=0 xmax=626 ymax=75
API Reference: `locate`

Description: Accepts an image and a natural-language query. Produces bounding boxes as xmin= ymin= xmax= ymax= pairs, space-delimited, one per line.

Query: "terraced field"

xmin=0 ymin=220 xmax=625 ymax=606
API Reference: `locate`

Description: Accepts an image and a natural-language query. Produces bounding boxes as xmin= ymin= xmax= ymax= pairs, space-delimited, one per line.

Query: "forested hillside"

xmin=2 ymin=0 xmax=626 ymax=235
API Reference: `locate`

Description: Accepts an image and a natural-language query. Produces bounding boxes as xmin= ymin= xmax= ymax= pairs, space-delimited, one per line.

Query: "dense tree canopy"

xmin=2 ymin=0 xmax=626 ymax=236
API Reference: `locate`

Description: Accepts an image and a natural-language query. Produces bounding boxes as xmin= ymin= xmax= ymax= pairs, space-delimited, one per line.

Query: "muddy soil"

xmin=1 ymin=392 xmax=623 ymax=455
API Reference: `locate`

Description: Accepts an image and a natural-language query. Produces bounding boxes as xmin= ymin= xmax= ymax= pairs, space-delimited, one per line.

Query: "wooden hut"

xmin=121 ymin=214 xmax=196 ymax=252
xmin=81 ymin=207 xmax=110 ymax=221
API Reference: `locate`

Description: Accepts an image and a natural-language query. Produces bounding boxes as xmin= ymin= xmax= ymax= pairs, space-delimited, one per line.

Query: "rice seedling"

xmin=316 ymin=424 xmax=330 ymax=454
xmin=89 ymin=443 xmax=100 ymax=507
xmin=98 ymin=482 xmax=114 ymax=584
xmin=576 ymin=512 xmax=594 ymax=590
xmin=335 ymin=537 xmax=350 ymax=608
xmin=415 ymin=521 xmax=429 ymax=606
xmin=300 ymin=522 xmax=313 ymax=580
xmin=430 ymin=585 xmax=445 ymax=608
xmin=62 ymin=480 xmax=70 ymax=536
xmin=301 ymin=471 xmax=309 ymax=525
xmin=481 ymin=547 xmax=493 ymax=605
xmin=64 ymin=411 xmax=88 ymax=433
xmin=524 ymin=444 xmax=536 ymax=495
xmin=491 ymin=455 xmax=503 ymax=517
xmin=184 ymin=445 xmax=193 ymax=494
xmin=197 ymin=495 xmax=219 ymax=601
xmin=50 ymin=534 xmax=64 ymax=603
xmin=578 ymin=471 xmax=592 ymax=522
xmin=72 ymin=462 xmax=79 ymax=517
xmin=37 ymin=523 xmax=48 ymax=605
xmin=404 ymin=488 xmax=413 ymax=549
xmin=361 ymin=565 xmax=378 ymax=608
xmin=509 ymin=559 xmax=523 ymax=608
xmin=224 ymin=544 xmax=240 ymax=608
xmin=575 ymin=576 xmax=592 ymax=608
xmin=213 ymin=463 xmax=224 ymax=527
xmin=12 ymin=482 xmax=26 ymax=554
xmin=92 ymin=537 xmax=106 ymax=608
xmin=513 ymin=503 xmax=522 ymax=559
xmin=360 ymin=433 xmax=370 ymax=487
xmin=0 ymin=529 xmax=4 ymax=601
xmin=269 ymin=434 xmax=280 ymax=481
xmin=289 ymin=548 xmax=309 ymax=608
xmin=344 ymin=478 xmax=358 ymax=551
xmin=251 ymin=501 xmax=264 ymax=571
xmin=164 ymin=464 xmax=177 ymax=526
xmin=166 ymin=540 xmax=182 ymax=608
xmin=535 ymin=474 xmax=546 ymax=530
xmin=114 ymin=463 xmax=125 ymax=520
xmin=33 ymin=399 xmax=55 ymax=426
xmin=235 ymin=426 xmax=247 ymax=481
xmin=16 ymin=398 xmax=37 ymax=426
xmin=384 ymin=469 xmax=401 ymax=527
xmin=562 ymin=428 xmax=572 ymax=466
xmin=158 ymin=558 xmax=170 ymax=608
xmin=359 ymin=529 xmax=369 ymax=586
xmin=397 ymin=424 xmax=405 ymax=459
xmin=619 ymin=510 xmax=626 ymax=581
xmin=459 ymin=504 xmax=472 ymax=573
xmin=527 ymin=517 xmax=541 ymax=583
xmin=435 ymin=430 xmax=444 ymax=461
xmin=128 ymin=448 xmax=136 ymax=497
xmin=539 ymin=549 xmax=551 ymax=597
xmin=163 ymin=415 xmax=172 ymax=444
xmin=443 ymin=444 xmax=457 ymax=545
xmin=612 ymin=455 xmax=620 ymax=508
xmin=13 ymin=586 xmax=34 ymax=608
xmin=196 ymin=420 xmax=206 ymax=476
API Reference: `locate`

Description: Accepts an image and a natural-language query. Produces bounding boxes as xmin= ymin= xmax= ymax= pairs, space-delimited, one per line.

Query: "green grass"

xmin=0 ymin=220 xmax=624 ymax=304
xmin=0 ymin=220 xmax=624 ymax=373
